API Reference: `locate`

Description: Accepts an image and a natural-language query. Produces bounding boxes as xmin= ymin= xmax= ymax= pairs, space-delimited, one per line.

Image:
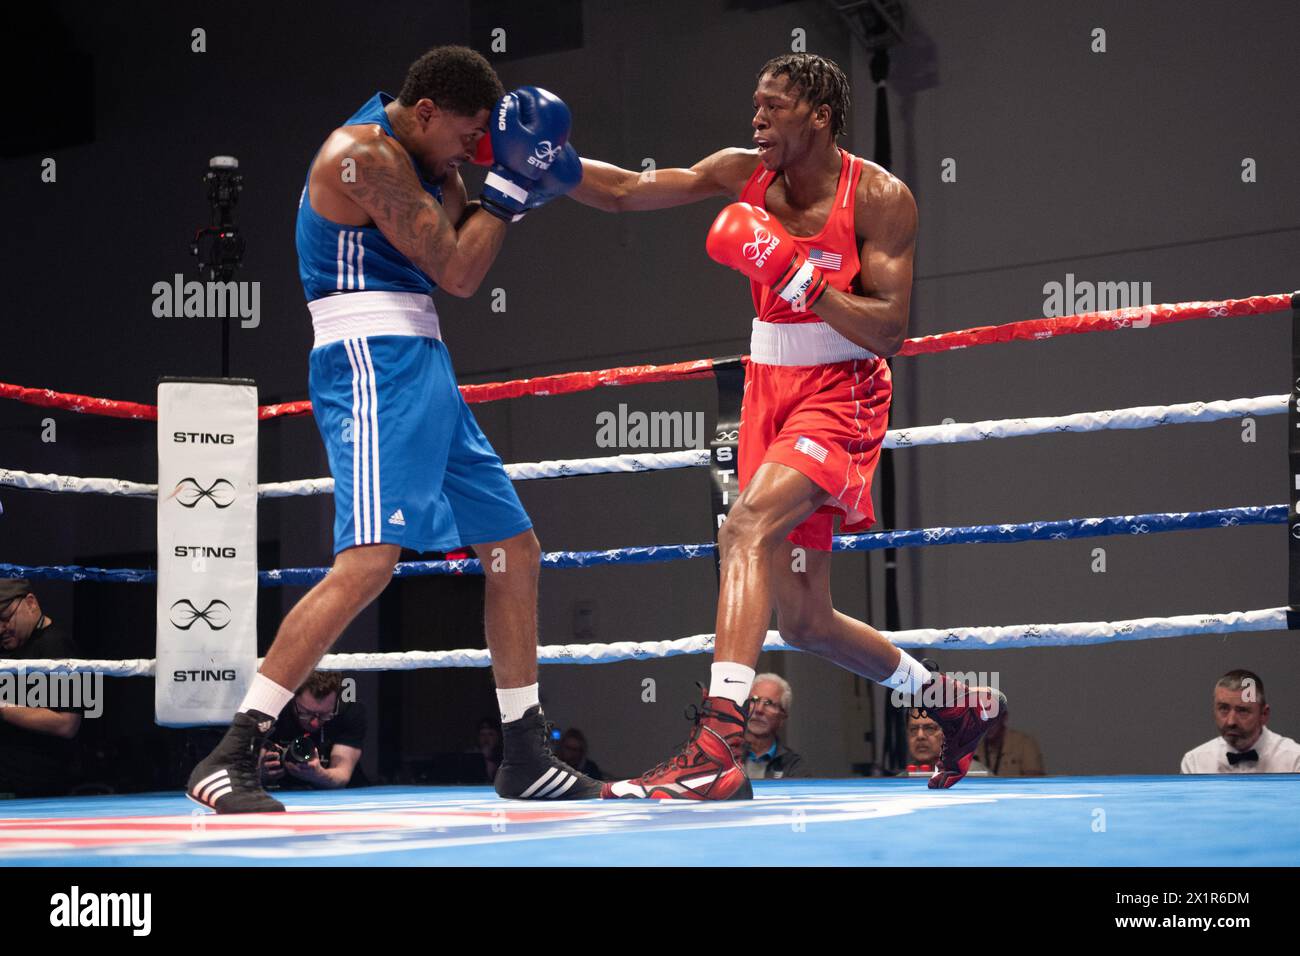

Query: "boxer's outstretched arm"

xmin=339 ymin=134 xmax=506 ymax=298
xmin=571 ymin=147 xmax=755 ymax=212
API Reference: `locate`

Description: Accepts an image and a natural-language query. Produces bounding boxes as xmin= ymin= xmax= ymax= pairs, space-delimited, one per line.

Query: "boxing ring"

xmin=2 ymin=777 xmax=1297 ymax=866
xmin=2 ymin=291 xmax=1298 ymax=866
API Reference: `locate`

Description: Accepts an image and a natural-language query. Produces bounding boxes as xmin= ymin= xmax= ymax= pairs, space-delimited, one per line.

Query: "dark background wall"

xmin=1 ymin=0 xmax=1296 ymax=785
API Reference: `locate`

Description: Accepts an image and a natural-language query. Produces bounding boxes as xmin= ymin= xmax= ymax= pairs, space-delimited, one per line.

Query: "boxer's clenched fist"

xmin=480 ymin=86 xmax=572 ymax=222
xmin=706 ymin=202 xmax=828 ymax=309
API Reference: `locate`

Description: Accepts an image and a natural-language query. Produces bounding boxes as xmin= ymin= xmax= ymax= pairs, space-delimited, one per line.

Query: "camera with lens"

xmin=281 ymin=735 xmax=319 ymax=766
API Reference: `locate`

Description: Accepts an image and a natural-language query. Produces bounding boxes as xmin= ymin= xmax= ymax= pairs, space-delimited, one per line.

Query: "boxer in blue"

xmin=188 ymin=46 xmax=595 ymax=812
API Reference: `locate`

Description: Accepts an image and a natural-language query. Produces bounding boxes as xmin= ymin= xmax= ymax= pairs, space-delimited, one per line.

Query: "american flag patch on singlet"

xmin=794 ymin=436 xmax=829 ymax=463
xmin=807 ymin=249 xmax=842 ymax=271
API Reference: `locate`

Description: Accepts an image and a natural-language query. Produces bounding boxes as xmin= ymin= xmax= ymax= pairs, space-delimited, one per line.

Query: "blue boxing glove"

xmin=493 ymin=86 xmax=571 ymax=177
xmin=523 ymin=143 xmax=582 ymax=211
xmin=480 ymin=86 xmax=572 ymax=223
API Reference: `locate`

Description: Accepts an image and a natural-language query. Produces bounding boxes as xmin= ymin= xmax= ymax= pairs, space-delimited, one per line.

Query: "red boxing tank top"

xmin=738 ymin=148 xmax=863 ymax=324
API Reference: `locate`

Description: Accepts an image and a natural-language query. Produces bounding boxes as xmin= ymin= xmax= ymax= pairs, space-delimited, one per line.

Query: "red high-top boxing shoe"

xmin=921 ymin=673 xmax=1008 ymax=789
xmin=603 ymin=691 xmax=752 ymax=800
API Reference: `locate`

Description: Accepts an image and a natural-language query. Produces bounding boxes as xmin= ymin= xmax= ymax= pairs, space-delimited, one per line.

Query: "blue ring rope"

xmin=0 ymin=504 xmax=1282 ymax=586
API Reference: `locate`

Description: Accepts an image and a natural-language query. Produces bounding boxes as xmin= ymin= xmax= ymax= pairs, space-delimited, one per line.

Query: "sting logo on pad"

xmin=167 ymin=477 xmax=236 ymax=508
xmin=169 ymin=598 xmax=232 ymax=631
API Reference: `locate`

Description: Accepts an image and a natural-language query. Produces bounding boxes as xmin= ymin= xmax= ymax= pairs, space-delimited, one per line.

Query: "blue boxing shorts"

xmin=307 ymin=309 xmax=532 ymax=555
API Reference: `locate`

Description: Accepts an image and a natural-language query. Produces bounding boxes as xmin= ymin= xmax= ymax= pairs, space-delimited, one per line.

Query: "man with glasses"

xmin=742 ymin=673 xmax=807 ymax=780
xmin=259 ymin=671 xmax=366 ymax=790
xmin=0 ymin=579 xmax=84 ymax=796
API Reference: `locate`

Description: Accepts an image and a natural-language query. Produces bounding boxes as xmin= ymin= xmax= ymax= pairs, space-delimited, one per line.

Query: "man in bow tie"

xmin=1180 ymin=670 xmax=1300 ymax=774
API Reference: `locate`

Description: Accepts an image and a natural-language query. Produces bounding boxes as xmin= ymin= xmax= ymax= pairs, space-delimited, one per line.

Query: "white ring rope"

xmin=0 ymin=450 xmax=712 ymax=500
xmin=5 ymin=607 xmax=1286 ymax=676
xmin=884 ymin=394 xmax=1283 ymax=448
xmin=504 ymin=449 xmax=708 ymax=481
xmin=0 ymin=393 xmax=1282 ymax=499
xmin=0 ymin=472 xmax=156 ymax=499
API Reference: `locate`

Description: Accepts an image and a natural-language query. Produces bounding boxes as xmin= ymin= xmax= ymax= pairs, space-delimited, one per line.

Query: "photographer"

xmin=260 ymin=672 xmax=366 ymax=790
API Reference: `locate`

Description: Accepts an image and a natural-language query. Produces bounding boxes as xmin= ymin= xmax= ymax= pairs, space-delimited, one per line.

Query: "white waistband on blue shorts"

xmin=308 ymin=291 xmax=442 ymax=348
xmin=749 ymin=318 xmax=877 ymax=366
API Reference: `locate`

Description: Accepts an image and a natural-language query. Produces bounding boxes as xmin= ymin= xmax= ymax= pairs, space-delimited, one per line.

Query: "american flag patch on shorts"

xmin=794 ymin=436 xmax=829 ymax=463
xmin=807 ymin=249 xmax=842 ymax=271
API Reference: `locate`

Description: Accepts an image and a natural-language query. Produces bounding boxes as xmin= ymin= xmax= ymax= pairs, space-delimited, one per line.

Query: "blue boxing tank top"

xmin=295 ymin=92 xmax=444 ymax=302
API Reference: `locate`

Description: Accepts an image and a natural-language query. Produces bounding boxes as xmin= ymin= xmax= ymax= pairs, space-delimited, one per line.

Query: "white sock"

xmin=881 ymin=650 xmax=931 ymax=699
xmin=239 ymin=673 xmax=294 ymax=718
xmin=709 ymin=661 xmax=756 ymax=706
xmin=497 ymin=683 xmax=540 ymax=724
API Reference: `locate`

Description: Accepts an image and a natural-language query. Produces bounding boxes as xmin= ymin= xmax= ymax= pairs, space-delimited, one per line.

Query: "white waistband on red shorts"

xmin=749 ymin=318 xmax=877 ymax=366
xmin=308 ymin=291 xmax=442 ymax=348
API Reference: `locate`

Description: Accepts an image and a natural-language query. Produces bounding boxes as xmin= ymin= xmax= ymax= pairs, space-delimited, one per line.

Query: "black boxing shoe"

xmin=495 ymin=705 xmax=603 ymax=800
xmin=186 ymin=710 xmax=286 ymax=813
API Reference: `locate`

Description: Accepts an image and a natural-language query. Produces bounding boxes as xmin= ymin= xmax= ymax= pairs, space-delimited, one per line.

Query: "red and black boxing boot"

xmin=919 ymin=673 xmax=1009 ymax=789
xmin=603 ymin=689 xmax=752 ymax=800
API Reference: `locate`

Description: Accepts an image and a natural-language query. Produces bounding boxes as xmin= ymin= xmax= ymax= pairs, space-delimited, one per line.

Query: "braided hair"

xmin=757 ymin=53 xmax=851 ymax=138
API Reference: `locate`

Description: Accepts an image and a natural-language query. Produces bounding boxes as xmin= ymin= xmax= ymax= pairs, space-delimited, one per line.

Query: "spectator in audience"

xmin=0 ymin=579 xmax=84 ymax=797
xmin=975 ymin=715 xmax=1046 ymax=776
xmin=907 ymin=709 xmax=988 ymax=775
xmin=1181 ymin=669 xmax=1300 ymax=773
xmin=474 ymin=715 xmax=503 ymax=783
xmin=557 ymin=727 xmax=605 ymax=780
xmin=260 ymin=671 xmax=366 ymax=790
xmin=743 ymin=673 xmax=807 ymax=779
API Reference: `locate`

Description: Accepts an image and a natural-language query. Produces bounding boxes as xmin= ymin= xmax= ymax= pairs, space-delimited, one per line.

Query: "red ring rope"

xmin=1 ymin=293 xmax=1288 ymax=421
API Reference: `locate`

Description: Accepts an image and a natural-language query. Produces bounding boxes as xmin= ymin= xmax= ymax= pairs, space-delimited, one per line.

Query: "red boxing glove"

xmin=705 ymin=202 xmax=828 ymax=309
xmin=473 ymin=134 xmax=494 ymax=167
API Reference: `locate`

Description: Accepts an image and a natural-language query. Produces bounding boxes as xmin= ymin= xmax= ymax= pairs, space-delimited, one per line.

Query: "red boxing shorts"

xmin=737 ymin=352 xmax=892 ymax=551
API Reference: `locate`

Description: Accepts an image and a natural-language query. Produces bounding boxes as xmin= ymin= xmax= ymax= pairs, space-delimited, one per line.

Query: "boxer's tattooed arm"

xmin=344 ymin=141 xmax=456 ymax=279
xmin=342 ymin=140 xmax=503 ymax=296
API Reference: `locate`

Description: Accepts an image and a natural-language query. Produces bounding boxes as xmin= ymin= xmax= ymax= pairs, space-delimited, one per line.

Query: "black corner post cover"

xmin=708 ymin=357 xmax=746 ymax=581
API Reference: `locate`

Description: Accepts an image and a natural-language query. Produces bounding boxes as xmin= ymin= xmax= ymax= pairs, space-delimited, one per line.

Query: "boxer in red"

xmin=572 ymin=53 xmax=1005 ymax=797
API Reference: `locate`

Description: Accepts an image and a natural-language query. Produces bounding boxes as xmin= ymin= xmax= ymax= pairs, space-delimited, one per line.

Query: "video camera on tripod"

xmin=189 ymin=155 xmax=246 ymax=283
